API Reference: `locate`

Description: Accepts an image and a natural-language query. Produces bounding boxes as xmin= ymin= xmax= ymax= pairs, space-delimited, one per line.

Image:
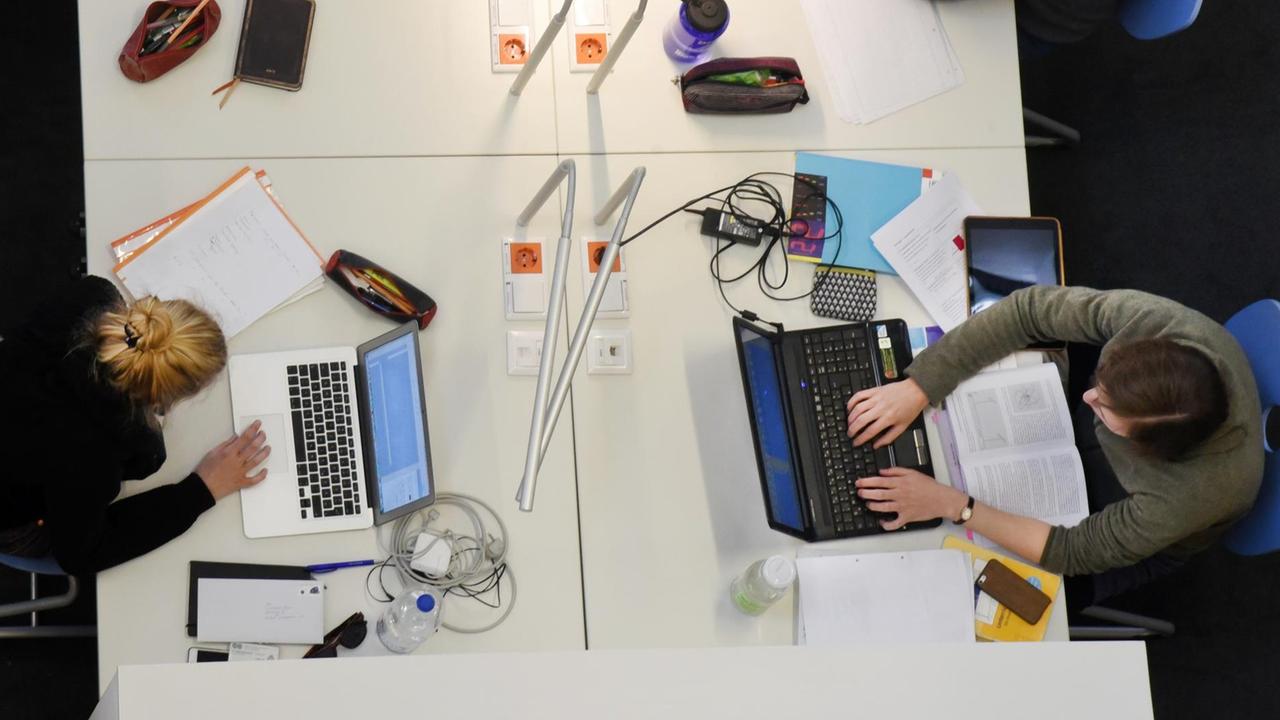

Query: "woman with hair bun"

xmin=0 ymin=276 xmax=270 ymax=574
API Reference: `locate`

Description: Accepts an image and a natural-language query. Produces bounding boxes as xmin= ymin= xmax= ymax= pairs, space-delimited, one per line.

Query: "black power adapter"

xmin=692 ymin=207 xmax=779 ymax=247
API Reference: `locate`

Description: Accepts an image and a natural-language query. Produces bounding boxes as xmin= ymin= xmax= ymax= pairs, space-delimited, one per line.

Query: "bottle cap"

xmin=415 ymin=593 xmax=436 ymax=613
xmin=760 ymin=556 xmax=796 ymax=590
xmin=684 ymin=0 xmax=728 ymax=33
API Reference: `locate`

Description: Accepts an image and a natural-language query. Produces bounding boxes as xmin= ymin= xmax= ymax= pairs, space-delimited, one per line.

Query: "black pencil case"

xmin=678 ymin=57 xmax=809 ymax=114
xmin=325 ymin=250 xmax=437 ymax=330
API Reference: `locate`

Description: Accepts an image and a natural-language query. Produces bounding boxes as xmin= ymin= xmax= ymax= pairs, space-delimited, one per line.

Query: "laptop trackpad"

xmin=892 ymin=429 xmax=928 ymax=468
xmin=239 ymin=414 xmax=289 ymax=476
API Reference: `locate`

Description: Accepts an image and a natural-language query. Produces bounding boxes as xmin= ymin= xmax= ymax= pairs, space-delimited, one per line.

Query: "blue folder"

xmin=793 ymin=153 xmax=932 ymax=275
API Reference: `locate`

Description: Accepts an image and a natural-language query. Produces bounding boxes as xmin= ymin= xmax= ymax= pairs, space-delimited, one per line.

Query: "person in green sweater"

xmin=844 ymin=286 xmax=1263 ymax=601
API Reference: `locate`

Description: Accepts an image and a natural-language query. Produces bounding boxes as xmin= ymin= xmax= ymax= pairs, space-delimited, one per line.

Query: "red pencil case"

xmin=119 ymin=0 xmax=222 ymax=83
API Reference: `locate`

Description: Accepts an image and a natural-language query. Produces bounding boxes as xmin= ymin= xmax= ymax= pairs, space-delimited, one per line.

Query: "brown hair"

xmin=1095 ymin=338 xmax=1229 ymax=461
xmin=91 ymin=297 xmax=227 ymax=413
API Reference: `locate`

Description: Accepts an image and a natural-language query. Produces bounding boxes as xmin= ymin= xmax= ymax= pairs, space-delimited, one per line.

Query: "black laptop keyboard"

xmin=287 ymin=362 xmax=362 ymax=520
xmin=802 ymin=329 xmax=891 ymax=535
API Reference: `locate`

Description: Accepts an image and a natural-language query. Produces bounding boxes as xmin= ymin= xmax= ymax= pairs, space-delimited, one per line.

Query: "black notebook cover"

xmin=186 ymin=561 xmax=311 ymax=637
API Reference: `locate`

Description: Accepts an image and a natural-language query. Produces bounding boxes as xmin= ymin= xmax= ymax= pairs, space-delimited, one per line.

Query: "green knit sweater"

xmin=906 ymin=286 xmax=1263 ymax=575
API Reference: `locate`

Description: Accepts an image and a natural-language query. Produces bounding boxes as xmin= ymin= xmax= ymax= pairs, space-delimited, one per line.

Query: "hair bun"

xmin=93 ymin=296 xmax=228 ymax=411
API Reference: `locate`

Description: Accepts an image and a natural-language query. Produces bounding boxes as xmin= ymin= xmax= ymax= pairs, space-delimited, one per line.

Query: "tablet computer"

xmin=964 ymin=216 xmax=1065 ymax=350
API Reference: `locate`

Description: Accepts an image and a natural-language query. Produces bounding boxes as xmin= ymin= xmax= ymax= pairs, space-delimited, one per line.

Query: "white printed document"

xmin=796 ymin=549 xmax=975 ymax=645
xmin=196 ymin=578 xmax=325 ymax=644
xmin=115 ymin=168 xmax=325 ymax=338
xmin=871 ymin=173 xmax=981 ymax=331
xmin=799 ymin=0 xmax=965 ymax=124
xmin=946 ymin=363 xmax=1089 ymax=548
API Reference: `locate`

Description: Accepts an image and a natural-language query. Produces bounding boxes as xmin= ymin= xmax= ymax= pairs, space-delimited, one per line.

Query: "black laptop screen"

xmin=739 ymin=325 xmax=805 ymax=532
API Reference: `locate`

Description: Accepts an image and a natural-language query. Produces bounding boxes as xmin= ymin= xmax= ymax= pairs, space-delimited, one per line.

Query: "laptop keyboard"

xmin=802 ymin=329 xmax=890 ymax=535
xmin=287 ymin=362 xmax=362 ymax=520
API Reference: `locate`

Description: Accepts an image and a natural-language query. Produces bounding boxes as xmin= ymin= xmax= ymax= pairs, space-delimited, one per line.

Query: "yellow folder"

xmin=943 ymin=536 xmax=1061 ymax=642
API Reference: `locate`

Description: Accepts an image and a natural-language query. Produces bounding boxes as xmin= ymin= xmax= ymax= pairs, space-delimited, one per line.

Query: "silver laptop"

xmin=229 ymin=322 xmax=436 ymax=539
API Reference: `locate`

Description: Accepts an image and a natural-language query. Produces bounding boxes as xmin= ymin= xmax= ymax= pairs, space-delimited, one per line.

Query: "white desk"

xmin=78 ymin=1 xmax=560 ymax=159
xmin=561 ymin=148 xmax=1064 ymax=648
xmin=92 ymin=644 xmax=1154 ymax=720
xmin=553 ymin=0 xmax=1025 ymax=155
xmin=85 ymin=156 xmax=587 ymax=690
xmin=77 ymin=0 xmax=1058 ymax=693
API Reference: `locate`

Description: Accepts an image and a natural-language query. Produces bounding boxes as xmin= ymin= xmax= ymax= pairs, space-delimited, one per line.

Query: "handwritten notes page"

xmin=116 ymin=170 xmax=324 ymax=338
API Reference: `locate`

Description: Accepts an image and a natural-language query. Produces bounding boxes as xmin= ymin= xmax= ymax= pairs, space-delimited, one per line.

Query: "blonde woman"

xmin=0 ymin=277 xmax=269 ymax=574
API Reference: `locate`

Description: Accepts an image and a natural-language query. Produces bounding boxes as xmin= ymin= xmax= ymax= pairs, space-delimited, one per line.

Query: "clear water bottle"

xmin=376 ymin=587 xmax=441 ymax=654
xmin=730 ymin=555 xmax=796 ymax=616
xmin=663 ymin=0 xmax=730 ymax=64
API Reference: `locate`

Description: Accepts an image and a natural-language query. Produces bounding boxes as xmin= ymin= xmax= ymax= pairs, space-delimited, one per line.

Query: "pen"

xmin=306 ymin=559 xmax=376 ymax=574
xmin=165 ymin=0 xmax=211 ymax=49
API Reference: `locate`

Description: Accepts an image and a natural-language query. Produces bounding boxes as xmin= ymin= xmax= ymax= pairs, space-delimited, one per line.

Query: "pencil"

xmin=164 ymin=0 xmax=211 ymax=48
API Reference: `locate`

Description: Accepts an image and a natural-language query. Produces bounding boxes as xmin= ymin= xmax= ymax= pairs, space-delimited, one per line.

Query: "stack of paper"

xmin=796 ymin=549 xmax=975 ymax=645
xmin=110 ymin=168 xmax=325 ymax=338
xmin=871 ymin=173 xmax=982 ymax=331
xmin=800 ymin=0 xmax=965 ymax=125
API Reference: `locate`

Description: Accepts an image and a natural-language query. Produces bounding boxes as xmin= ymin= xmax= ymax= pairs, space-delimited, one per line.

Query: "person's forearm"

xmin=964 ymin=502 xmax=1053 ymax=568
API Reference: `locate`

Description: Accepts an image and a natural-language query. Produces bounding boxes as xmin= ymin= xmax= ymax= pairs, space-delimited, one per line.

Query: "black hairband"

xmin=123 ymin=323 xmax=140 ymax=349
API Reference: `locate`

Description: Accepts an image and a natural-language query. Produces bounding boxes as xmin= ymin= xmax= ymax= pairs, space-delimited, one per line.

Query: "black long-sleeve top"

xmin=0 ymin=276 xmax=214 ymax=574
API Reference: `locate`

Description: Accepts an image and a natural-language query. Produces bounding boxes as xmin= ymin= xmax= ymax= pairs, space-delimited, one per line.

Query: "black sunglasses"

xmin=303 ymin=612 xmax=367 ymax=659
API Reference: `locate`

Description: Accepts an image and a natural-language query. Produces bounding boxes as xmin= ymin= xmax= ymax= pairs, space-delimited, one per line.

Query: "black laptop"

xmin=732 ymin=316 xmax=940 ymax=541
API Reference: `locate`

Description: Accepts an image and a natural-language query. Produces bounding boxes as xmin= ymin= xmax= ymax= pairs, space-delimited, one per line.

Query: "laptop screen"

xmin=738 ymin=323 xmax=805 ymax=533
xmin=363 ymin=331 xmax=433 ymax=515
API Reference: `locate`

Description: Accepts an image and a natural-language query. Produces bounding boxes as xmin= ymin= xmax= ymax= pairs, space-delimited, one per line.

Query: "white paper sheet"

xmin=800 ymin=0 xmax=965 ymax=124
xmin=196 ymin=578 xmax=324 ymax=644
xmin=116 ymin=172 xmax=324 ymax=338
xmin=872 ymin=173 xmax=982 ymax=331
xmin=796 ymin=549 xmax=974 ymax=645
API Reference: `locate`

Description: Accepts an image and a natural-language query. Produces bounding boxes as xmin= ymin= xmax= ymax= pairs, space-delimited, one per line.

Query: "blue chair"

xmin=1024 ymin=0 xmax=1204 ymax=146
xmin=1119 ymin=0 xmax=1203 ymax=41
xmin=1224 ymin=300 xmax=1280 ymax=555
xmin=0 ymin=553 xmax=96 ymax=639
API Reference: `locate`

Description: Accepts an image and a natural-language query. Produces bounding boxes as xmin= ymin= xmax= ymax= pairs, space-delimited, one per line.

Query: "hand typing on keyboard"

xmin=846 ymin=377 xmax=930 ymax=448
xmin=195 ymin=419 xmax=271 ymax=501
xmin=855 ymin=467 xmax=966 ymax=531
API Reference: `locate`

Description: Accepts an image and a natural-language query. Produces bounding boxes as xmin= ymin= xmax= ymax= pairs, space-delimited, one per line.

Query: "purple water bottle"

xmin=663 ymin=0 xmax=730 ymax=64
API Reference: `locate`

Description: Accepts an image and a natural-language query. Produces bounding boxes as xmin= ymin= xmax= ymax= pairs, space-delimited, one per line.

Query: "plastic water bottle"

xmin=376 ymin=587 xmax=441 ymax=654
xmin=730 ymin=555 xmax=796 ymax=616
xmin=663 ymin=0 xmax=730 ymax=64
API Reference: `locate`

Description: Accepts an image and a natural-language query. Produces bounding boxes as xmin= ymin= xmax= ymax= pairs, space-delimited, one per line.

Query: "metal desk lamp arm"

xmin=517 ymin=167 xmax=646 ymax=512
xmin=585 ymin=0 xmax=648 ymax=95
xmin=511 ymin=0 xmax=575 ymax=97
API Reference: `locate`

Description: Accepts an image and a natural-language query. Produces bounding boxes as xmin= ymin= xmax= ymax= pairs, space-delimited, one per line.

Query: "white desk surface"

xmin=78 ymin=0 xmax=560 ymax=160
xmin=79 ymin=0 xmax=1023 ymax=161
xmin=92 ymin=644 xmax=1154 ymax=720
xmin=553 ymin=0 xmax=1025 ymax=155
xmin=85 ymin=156 xmax=588 ymax=690
xmin=560 ymin=148 xmax=1065 ymax=648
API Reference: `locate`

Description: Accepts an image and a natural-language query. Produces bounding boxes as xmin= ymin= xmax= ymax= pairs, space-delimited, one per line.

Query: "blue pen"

xmin=306 ymin=559 xmax=376 ymax=574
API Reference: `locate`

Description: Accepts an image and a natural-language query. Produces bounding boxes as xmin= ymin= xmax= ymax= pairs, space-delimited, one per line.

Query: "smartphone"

xmin=234 ymin=0 xmax=316 ymax=91
xmin=187 ymin=647 xmax=229 ymax=663
xmin=963 ymin=216 xmax=1064 ymax=350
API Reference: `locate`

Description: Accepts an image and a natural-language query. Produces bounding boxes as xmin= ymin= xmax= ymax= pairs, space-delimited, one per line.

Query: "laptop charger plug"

xmin=692 ymin=207 xmax=779 ymax=246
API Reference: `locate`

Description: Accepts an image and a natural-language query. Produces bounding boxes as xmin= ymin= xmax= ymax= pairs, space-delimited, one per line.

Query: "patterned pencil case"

xmin=119 ymin=0 xmax=222 ymax=83
xmin=811 ymin=267 xmax=877 ymax=322
xmin=678 ymin=57 xmax=809 ymax=114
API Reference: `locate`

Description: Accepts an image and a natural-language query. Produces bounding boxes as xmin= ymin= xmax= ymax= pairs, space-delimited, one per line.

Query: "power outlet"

xmin=568 ymin=0 xmax=611 ymax=72
xmin=587 ymin=330 xmax=632 ymax=375
xmin=490 ymin=0 xmax=533 ymax=73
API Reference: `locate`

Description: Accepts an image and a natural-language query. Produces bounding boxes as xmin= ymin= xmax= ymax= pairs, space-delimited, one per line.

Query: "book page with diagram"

xmin=946 ymin=363 xmax=1089 ymax=541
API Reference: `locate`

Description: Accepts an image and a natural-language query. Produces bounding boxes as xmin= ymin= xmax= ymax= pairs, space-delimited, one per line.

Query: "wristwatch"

xmin=955 ymin=495 xmax=976 ymax=525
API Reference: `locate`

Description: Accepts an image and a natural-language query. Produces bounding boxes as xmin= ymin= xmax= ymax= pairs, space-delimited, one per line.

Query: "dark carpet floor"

xmin=2 ymin=1 xmax=1280 ymax=718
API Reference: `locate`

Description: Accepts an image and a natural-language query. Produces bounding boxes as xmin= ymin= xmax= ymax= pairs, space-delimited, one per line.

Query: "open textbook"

xmin=942 ymin=362 xmax=1089 ymax=549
